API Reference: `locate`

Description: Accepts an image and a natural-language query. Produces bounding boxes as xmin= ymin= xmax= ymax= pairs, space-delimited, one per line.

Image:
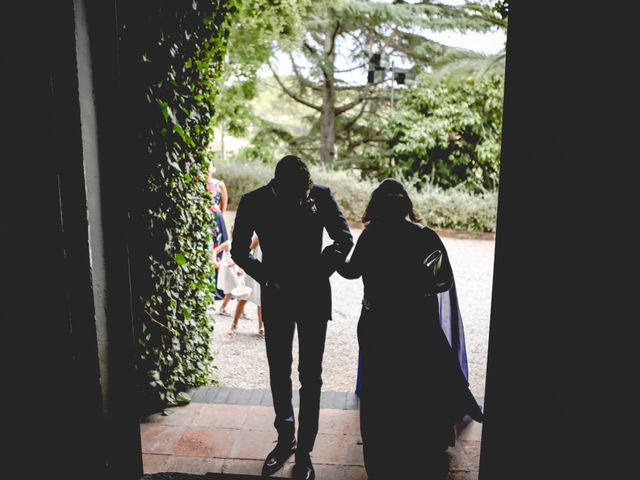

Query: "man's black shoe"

xmin=292 ymin=452 xmax=315 ymax=480
xmin=262 ymin=438 xmax=296 ymax=476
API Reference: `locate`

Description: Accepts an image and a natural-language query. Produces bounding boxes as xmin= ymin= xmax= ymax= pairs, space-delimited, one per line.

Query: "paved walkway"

xmin=141 ymin=392 xmax=482 ymax=479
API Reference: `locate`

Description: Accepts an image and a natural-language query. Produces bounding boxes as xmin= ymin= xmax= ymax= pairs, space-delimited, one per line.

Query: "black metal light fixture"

xmin=367 ymin=53 xmax=386 ymax=84
xmin=367 ymin=53 xmax=417 ymax=106
xmin=393 ymin=69 xmax=416 ymax=86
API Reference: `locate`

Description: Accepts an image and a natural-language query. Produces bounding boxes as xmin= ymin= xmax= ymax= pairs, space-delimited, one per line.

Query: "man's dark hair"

xmin=362 ymin=178 xmax=421 ymax=224
xmin=273 ymin=155 xmax=313 ymax=201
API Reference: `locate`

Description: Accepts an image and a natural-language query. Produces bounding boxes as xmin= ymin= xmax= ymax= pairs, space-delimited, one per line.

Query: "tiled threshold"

xmin=141 ymin=394 xmax=482 ymax=480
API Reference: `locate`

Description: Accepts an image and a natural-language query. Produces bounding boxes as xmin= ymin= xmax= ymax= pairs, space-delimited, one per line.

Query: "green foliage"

xmin=214 ymin=0 xmax=312 ymax=135
xmin=235 ymin=118 xmax=298 ymax=165
xmin=263 ymin=0 xmax=503 ymax=162
xmin=373 ymin=74 xmax=504 ymax=192
xmin=126 ymin=1 xmax=232 ymax=410
xmin=431 ymin=49 xmax=506 ymax=82
xmin=244 ymin=72 xmax=505 ymax=193
xmin=223 ymin=0 xmax=505 ymax=188
xmin=218 ymin=159 xmax=497 ymax=232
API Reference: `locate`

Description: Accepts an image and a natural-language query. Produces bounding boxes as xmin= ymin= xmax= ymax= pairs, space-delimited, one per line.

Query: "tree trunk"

xmin=320 ymin=87 xmax=336 ymax=165
xmin=320 ymin=29 xmax=336 ymax=165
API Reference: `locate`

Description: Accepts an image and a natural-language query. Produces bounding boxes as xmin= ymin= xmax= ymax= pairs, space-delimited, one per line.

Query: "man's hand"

xmin=264 ymin=279 xmax=282 ymax=290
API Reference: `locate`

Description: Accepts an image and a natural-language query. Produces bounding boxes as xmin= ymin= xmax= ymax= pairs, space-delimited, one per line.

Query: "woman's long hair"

xmin=362 ymin=178 xmax=421 ymax=224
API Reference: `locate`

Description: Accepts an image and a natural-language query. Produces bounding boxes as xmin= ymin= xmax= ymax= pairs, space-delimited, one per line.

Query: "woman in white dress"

xmin=228 ymin=235 xmax=264 ymax=337
xmin=213 ymin=240 xmax=243 ymax=316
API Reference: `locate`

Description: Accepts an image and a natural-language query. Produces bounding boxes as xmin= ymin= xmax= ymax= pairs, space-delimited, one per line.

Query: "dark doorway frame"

xmin=11 ymin=1 xmax=626 ymax=479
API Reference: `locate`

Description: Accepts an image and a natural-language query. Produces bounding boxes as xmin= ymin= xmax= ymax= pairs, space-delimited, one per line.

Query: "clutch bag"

xmin=423 ymin=249 xmax=443 ymax=277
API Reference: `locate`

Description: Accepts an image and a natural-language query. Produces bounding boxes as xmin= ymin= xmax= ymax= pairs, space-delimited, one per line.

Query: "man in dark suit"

xmin=231 ymin=155 xmax=353 ymax=480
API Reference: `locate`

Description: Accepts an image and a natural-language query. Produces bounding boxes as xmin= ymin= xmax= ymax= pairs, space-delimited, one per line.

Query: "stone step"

xmin=188 ymin=386 xmax=484 ymax=413
xmin=144 ymin=474 xmax=263 ymax=479
xmin=188 ymin=387 xmax=360 ymax=410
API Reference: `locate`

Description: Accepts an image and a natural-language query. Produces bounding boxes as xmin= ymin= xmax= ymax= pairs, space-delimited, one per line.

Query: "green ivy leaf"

xmin=158 ymin=101 xmax=169 ymax=123
xmin=137 ymin=0 xmax=229 ymax=412
xmin=176 ymin=392 xmax=191 ymax=405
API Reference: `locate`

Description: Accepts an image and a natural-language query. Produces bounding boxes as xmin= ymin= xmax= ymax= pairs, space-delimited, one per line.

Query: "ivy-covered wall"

xmin=122 ymin=1 xmax=232 ymax=411
xmin=117 ymin=0 xmax=311 ymax=413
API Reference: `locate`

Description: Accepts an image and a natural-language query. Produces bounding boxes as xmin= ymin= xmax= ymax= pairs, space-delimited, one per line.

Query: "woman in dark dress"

xmin=338 ymin=179 xmax=483 ymax=479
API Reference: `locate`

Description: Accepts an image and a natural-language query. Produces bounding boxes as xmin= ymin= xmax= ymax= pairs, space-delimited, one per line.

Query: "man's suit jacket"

xmin=231 ymin=181 xmax=353 ymax=320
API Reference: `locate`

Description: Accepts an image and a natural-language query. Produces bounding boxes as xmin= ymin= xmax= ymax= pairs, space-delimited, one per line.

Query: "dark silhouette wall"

xmin=8 ymin=1 xmax=142 ymax=479
xmin=6 ymin=2 xmax=632 ymax=480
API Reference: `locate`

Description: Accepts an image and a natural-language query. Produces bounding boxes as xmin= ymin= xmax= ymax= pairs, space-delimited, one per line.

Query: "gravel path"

xmin=210 ymin=218 xmax=494 ymax=399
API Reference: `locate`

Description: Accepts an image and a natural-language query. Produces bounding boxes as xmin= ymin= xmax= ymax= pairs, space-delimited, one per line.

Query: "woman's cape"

xmin=437 ymin=281 xmax=469 ymax=380
xmin=355 ymin=281 xmax=471 ymax=397
xmin=439 ymin=281 xmax=484 ymax=420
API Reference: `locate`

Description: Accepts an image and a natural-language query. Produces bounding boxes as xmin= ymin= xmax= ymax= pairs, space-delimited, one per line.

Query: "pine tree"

xmin=267 ymin=0 xmax=502 ymax=165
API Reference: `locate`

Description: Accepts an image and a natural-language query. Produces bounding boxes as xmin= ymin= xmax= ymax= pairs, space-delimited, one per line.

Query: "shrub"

xmin=217 ymin=160 xmax=497 ymax=232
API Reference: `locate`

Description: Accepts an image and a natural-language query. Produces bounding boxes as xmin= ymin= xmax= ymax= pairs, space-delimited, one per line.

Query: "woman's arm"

xmin=214 ymin=239 xmax=231 ymax=254
xmin=319 ymin=187 xmax=354 ymax=276
xmin=337 ymin=229 xmax=368 ymax=279
xmin=219 ymin=181 xmax=228 ymax=213
xmin=212 ymin=240 xmax=230 ymax=268
xmin=249 ymin=233 xmax=259 ymax=250
xmin=211 ymin=249 xmax=222 ymax=269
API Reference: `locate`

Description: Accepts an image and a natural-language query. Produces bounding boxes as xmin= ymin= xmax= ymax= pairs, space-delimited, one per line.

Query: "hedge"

xmin=217 ymin=160 xmax=497 ymax=232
